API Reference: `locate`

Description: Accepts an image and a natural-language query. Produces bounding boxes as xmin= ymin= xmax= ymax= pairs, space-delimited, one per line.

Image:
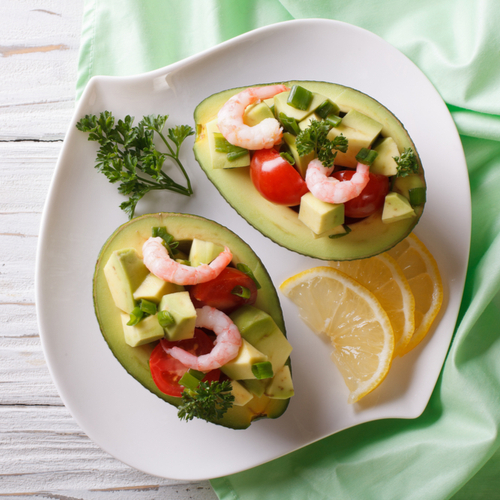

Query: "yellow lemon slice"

xmin=387 ymin=233 xmax=443 ymax=355
xmin=280 ymin=267 xmax=394 ymax=403
xmin=330 ymin=253 xmax=415 ymax=357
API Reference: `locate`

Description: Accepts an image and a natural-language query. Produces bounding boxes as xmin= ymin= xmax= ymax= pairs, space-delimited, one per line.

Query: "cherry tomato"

xmin=149 ymin=329 xmax=220 ymax=397
xmin=189 ymin=267 xmax=258 ymax=314
xmin=332 ymin=170 xmax=390 ymax=218
xmin=250 ymin=148 xmax=309 ymax=206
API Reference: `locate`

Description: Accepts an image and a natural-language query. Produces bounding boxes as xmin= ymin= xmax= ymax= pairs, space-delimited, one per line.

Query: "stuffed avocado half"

xmin=93 ymin=213 xmax=292 ymax=429
xmin=193 ymin=81 xmax=425 ymax=261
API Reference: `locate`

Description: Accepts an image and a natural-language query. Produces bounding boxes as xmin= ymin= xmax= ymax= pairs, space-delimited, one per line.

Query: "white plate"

xmin=36 ymin=19 xmax=470 ymax=480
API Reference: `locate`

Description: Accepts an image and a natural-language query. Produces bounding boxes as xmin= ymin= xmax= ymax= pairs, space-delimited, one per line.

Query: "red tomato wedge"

xmin=149 ymin=329 xmax=220 ymax=397
xmin=250 ymin=148 xmax=309 ymax=206
xmin=189 ymin=267 xmax=258 ymax=314
xmin=332 ymin=170 xmax=390 ymax=218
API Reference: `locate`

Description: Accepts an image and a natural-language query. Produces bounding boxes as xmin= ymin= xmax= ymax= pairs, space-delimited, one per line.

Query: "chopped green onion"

xmin=356 ymin=148 xmax=379 ymax=166
xmin=316 ymin=99 xmax=339 ymax=119
xmin=287 ymin=85 xmax=313 ymax=110
xmin=278 ymin=112 xmax=301 ymax=135
xmin=329 ymin=225 xmax=352 ymax=239
xmin=409 ymin=187 xmax=426 ymax=206
xmin=152 ymin=227 xmax=179 ymax=257
xmin=214 ymin=133 xmax=248 ymax=161
xmin=179 ymin=369 xmax=205 ymax=390
xmin=325 ymin=114 xmax=342 ymax=128
xmin=158 ymin=310 xmax=175 ymax=328
xmin=280 ymin=151 xmax=295 ymax=165
xmin=236 ymin=263 xmax=262 ymax=289
xmin=127 ymin=306 xmax=144 ymax=326
xmin=140 ymin=299 xmax=157 ymax=316
xmin=251 ymin=361 xmax=274 ymax=379
xmin=231 ymin=286 xmax=251 ymax=299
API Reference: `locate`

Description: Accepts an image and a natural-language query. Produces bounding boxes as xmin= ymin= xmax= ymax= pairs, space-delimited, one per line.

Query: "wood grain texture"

xmin=0 ymin=1 xmax=218 ymax=498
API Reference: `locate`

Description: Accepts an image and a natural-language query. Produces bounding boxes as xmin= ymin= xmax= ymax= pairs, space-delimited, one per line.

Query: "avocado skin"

xmin=93 ymin=213 xmax=289 ymax=429
xmin=193 ymin=81 xmax=425 ymax=261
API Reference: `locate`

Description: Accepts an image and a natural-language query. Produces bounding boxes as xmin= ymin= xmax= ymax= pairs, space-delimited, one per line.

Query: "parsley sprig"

xmin=394 ymin=148 xmax=419 ymax=177
xmin=296 ymin=120 xmax=348 ymax=169
xmin=76 ymin=111 xmax=194 ymax=219
xmin=177 ymin=380 xmax=234 ymax=422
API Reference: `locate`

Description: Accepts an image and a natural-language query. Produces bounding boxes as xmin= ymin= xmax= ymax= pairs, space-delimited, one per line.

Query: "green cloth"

xmin=77 ymin=1 xmax=500 ymax=498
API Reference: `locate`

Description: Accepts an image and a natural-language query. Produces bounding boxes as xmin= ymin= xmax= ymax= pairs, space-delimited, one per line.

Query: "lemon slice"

xmin=330 ymin=253 xmax=415 ymax=356
xmin=387 ymin=233 xmax=443 ymax=355
xmin=280 ymin=267 xmax=394 ymax=403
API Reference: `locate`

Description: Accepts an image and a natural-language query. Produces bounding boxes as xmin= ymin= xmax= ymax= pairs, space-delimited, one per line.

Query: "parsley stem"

xmin=158 ymin=132 xmax=193 ymax=195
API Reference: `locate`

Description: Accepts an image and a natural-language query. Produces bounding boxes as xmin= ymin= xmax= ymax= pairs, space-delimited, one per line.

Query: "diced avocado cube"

xmin=230 ymin=305 xmax=293 ymax=374
xmin=274 ymin=91 xmax=328 ymax=122
xmin=393 ymin=174 xmax=426 ymax=201
xmin=382 ymin=192 xmax=416 ymax=223
xmin=371 ymin=137 xmax=400 ymax=176
xmin=243 ymin=102 xmax=274 ymax=127
xmin=265 ymin=365 xmax=294 ymax=400
xmin=327 ymin=110 xmax=383 ymax=168
xmin=158 ymin=291 xmax=196 ymax=341
xmin=188 ymin=238 xmax=224 ymax=267
xmin=133 ymin=273 xmax=184 ymax=303
xmin=230 ymin=380 xmax=254 ymax=406
xmin=206 ymin=119 xmax=250 ymax=169
xmin=104 ymin=249 xmax=149 ymax=313
xmin=120 ymin=313 xmax=165 ymax=347
xmin=298 ymin=112 xmax=322 ymax=132
xmin=241 ymin=378 xmax=269 ymax=398
xmin=298 ymin=192 xmax=345 ymax=235
xmin=220 ymin=339 xmax=268 ymax=380
xmin=282 ymin=132 xmax=314 ymax=178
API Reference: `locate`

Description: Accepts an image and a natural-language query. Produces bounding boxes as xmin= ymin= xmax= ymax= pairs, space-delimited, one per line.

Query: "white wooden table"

xmin=0 ymin=2 xmax=217 ymax=498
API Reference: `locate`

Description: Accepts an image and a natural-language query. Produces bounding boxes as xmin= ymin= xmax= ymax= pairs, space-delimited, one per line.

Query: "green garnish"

xmin=236 ymin=263 xmax=262 ymax=289
xmin=278 ymin=112 xmax=301 ymax=135
xmin=251 ymin=361 xmax=274 ymax=380
xmin=325 ymin=114 xmax=342 ymax=128
xmin=232 ymin=286 xmax=251 ymax=299
xmin=214 ymin=133 xmax=248 ymax=161
xmin=179 ymin=369 xmax=205 ymax=390
xmin=158 ymin=310 xmax=175 ymax=328
xmin=280 ymin=151 xmax=295 ymax=165
xmin=296 ymin=120 xmax=348 ymax=168
xmin=394 ymin=148 xmax=419 ymax=177
xmin=177 ymin=380 xmax=234 ymax=422
xmin=315 ymin=99 xmax=339 ymax=120
xmin=356 ymin=148 xmax=378 ymax=166
xmin=127 ymin=305 xmax=144 ymax=326
xmin=152 ymin=226 xmax=179 ymax=257
xmin=409 ymin=186 xmax=426 ymax=206
xmin=76 ymin=111 xmax=194 ymax=219
xmin=287 ymin=85 xmax=313 ymax=110
xmin=139 ymin=299 xmax=157 ymax=316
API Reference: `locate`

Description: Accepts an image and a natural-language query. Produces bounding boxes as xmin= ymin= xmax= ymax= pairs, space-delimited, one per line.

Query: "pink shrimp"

xmin=142 ymin=237 xmax=232 ymax=286
xmin=165 ymin=306 xmax=242 ymax=372
xmin=305 ymin=159 xmax=370 ymax=204
xmin=217 ymin=84 xmax=289 ymax=150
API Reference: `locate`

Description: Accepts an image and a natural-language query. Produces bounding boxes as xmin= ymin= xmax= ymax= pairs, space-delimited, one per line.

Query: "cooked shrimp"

xmin=142 ymin=237 xmax=232 ymax=286
xmin=305 ymin=159 xmax=370 ymax=204
xmin=217 ymin=84 xmax=289 ymax=150
xmin=165 ymin=306 xmax=242 ymax=372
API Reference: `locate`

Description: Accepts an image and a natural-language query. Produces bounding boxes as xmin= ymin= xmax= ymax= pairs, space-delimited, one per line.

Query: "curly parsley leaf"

xmin=76 ymin=112 xmax=194 ymax=219
xmin=295 ymin=120 xmax=348 ymax=169
xmin=177 ymin=380 xmax=234 ymax=422
xmin=394 ymin=148 xmax=419 ymax=177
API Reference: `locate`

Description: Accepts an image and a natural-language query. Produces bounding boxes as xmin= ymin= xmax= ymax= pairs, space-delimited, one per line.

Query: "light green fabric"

xmin=77 ymin=1 xmax=500 ymax=499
